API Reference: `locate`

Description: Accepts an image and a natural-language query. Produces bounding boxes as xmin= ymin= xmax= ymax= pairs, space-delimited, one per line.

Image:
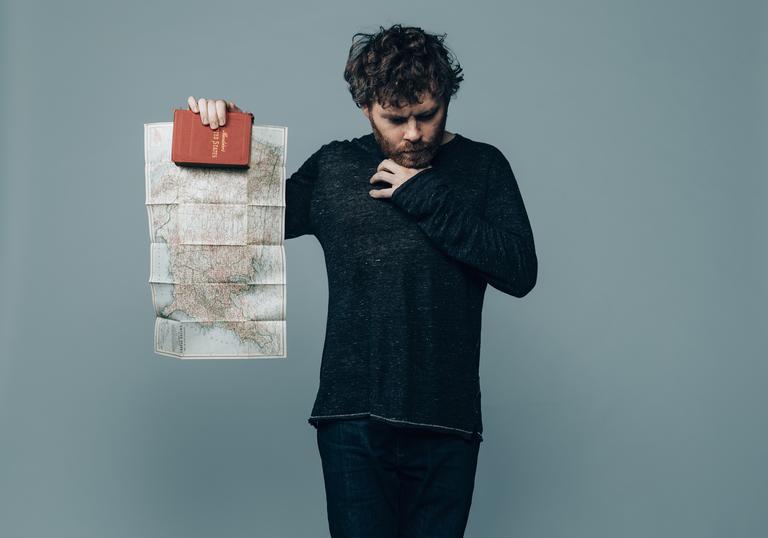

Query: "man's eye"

xmin=390 ymin=114 xmax=434 ymax=124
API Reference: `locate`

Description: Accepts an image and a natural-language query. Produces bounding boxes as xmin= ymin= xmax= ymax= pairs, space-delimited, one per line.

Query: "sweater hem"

xmin=308 ymin=411 xmax=483 ymax=441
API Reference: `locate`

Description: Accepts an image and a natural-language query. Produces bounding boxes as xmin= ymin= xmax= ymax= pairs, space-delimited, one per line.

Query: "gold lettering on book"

xmin=210 ymin=130 xmax=220 ymax=159
xmin=209 ymin=130 xmax=229 ymax=159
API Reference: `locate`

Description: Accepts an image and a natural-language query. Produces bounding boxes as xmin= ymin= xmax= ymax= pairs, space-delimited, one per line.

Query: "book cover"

xmin=171 ymin=108 xmax=254 ymax=168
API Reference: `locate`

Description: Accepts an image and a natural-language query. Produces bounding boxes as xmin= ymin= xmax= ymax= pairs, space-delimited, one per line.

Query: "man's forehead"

xmin=374 ymin=93 xmax=442 ymax=114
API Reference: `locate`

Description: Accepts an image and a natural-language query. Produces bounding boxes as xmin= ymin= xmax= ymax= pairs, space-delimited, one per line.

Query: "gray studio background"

xmin=1 ymin=0 xmax=765 ymax=537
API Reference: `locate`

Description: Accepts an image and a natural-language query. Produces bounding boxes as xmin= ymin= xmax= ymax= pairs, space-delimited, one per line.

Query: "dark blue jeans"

xmin=316 ymin=417 xmax=481 ymax=538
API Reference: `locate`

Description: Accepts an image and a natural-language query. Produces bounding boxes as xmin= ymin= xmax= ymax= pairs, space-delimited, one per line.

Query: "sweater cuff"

xmin=389 ymin=167 xmax=447 ymax=217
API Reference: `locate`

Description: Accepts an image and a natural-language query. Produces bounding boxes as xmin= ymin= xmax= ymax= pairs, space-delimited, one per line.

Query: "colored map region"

xmin=144 ymin=121 xmax=287 ymax=358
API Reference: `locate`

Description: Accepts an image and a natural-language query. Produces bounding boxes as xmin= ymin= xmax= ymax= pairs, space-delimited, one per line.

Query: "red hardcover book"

xmin=171 ymin=108 xmax=254 ymax=169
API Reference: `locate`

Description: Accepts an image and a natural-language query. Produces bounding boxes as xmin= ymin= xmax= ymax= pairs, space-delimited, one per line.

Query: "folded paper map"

xmin=144 ymin=121 xmax=288 ymax=359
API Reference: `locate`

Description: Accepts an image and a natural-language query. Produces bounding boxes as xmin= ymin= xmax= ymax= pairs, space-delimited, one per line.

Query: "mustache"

xmin=400 ymin=143 xmax=436 ymax=153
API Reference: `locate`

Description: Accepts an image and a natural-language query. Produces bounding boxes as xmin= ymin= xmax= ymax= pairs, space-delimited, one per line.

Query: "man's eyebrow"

xmin=382 ymin=106 xmax=440 ymax=119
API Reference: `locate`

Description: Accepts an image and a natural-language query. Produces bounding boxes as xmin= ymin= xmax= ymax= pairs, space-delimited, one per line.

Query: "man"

xmin=188 ymin=23 xmax=537 ymax=538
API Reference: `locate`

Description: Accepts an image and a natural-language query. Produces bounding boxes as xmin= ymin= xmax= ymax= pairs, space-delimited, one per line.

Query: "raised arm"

xmin=389 ymin=148 xmax=537 ymax=297
xmin=284 ymin=146 xmax=322 ymax=239
xmin=185 ymin=95 xmax=321 ymax=240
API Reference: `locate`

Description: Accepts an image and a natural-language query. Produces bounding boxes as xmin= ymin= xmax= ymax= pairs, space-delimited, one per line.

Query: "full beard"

xmin=369 ymin=114 xmax=447 ymax=169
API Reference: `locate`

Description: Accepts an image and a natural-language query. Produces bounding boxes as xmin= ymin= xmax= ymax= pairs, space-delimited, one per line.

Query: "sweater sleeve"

xmin=389 ymin=148 xmax=537 ymax=297
xmin=284 ymin=145 xmax=323 ymax=239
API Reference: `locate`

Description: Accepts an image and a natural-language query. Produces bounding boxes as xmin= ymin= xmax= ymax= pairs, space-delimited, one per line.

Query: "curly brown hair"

xmin=343 ymin=24 xmax=464 ymax=110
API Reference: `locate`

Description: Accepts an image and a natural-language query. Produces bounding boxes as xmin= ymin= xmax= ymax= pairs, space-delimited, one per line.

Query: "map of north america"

xmin=144 ymin=122 xmax=287 ymax=358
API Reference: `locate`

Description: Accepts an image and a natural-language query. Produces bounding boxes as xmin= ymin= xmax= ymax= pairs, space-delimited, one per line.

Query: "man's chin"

xmin=392 ymin=151 xmax=434 ymax=169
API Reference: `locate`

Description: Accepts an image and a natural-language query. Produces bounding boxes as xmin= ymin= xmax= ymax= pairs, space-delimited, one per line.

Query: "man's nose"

xmin=403 ymin=117 xmax=421 ymax=142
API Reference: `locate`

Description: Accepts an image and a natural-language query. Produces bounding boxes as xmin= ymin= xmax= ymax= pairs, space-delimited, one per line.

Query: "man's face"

xmin=362 ymin=92 xmax=448 ymax=169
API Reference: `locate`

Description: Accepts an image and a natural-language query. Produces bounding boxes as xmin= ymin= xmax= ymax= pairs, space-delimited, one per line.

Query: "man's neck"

xmin=441 ymin=131 xmax=455 ymax=145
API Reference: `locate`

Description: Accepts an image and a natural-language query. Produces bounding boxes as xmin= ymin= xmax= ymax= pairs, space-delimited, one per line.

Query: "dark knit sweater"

xmin=285 ymin=132 xmax=537 ymax=442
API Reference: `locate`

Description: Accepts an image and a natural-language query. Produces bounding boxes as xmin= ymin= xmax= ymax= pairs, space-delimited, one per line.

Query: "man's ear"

xmin=361 ymin=104 xmax=370 ymax=120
